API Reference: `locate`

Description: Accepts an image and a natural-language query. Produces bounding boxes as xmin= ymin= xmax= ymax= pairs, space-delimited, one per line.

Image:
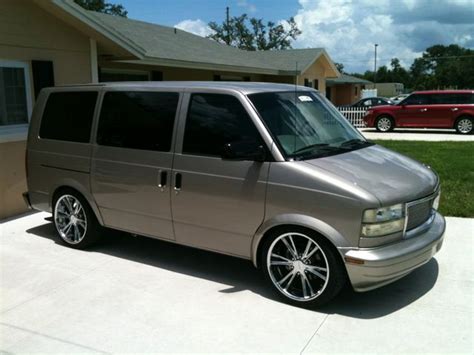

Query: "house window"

xmin=0 ymin=60 xmax=33 ymax=141
xmin=304 ymin=78 xmax=310 ymax=87
xmin=313 ymin=79 xmax=319 ymax=90
xmin=355 ymin=86 xmax=358 ymax=96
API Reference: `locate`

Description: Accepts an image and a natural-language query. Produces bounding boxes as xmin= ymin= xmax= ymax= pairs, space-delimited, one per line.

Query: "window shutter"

xmin=151 ymin=71 xmax=163 ymax=81
xmin=32 ymin=60 xmax=54 ymax=98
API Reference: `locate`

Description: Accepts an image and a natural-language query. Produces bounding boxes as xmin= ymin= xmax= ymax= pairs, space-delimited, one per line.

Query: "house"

xmin=0 ymin=0 xmax=340 ymax=219
xmin=326 ymin=74 xmax=372 ymax=106
xmin=366 ymin=82 xmax=404 ymax=97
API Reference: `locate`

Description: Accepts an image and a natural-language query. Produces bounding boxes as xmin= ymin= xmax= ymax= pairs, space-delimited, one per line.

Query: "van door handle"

xmin=158 ymin=170 xmax=167 ymax=190
xmin=174 ymin=173 xmax=182 ymax=193
xmin=451 ymin=108 xmax=459 ymax=112
xmin=420 ymin=108 xmax=427 ymax=112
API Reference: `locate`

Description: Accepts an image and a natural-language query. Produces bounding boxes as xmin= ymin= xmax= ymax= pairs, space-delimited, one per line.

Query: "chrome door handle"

xmin=451 ymin=108 xmax=459 ymax=112
xmin=158 ymin=170 xmax=167 ymax=191
xmin=420 ymin=108 xmax=427 ymax=112
xmin=174 ymin=173 xmax=182 ymax=194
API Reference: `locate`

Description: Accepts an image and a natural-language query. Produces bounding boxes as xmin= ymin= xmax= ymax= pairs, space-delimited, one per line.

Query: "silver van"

xmin=24 ymin=82 xmax=445 ymax=306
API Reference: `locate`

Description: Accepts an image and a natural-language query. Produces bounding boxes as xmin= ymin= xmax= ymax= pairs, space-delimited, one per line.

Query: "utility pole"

xmin=226 ymin=6 xmax=230 ymax=45
xmin=374 ymin=44 xmax=378 ymax=89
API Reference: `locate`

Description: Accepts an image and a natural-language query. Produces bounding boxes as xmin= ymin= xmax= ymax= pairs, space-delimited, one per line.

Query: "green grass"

xmin=373 ymin=140 xmax=474 ymax=218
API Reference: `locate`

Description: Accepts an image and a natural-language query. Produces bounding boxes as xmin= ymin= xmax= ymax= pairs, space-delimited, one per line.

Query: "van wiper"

xmin=340 ymin=139 xmax=373 ymax=148
xmin=292 ymin=143 xmax=331 ymax=154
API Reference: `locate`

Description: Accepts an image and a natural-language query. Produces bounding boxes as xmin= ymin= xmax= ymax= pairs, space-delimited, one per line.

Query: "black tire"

xmin=454 ymin=116 xmax=473 ymax=135
xmin=260 ymin=226 xmax=346 ymax=308
xmin=52 ymin=188 xmax=103 ymax=249
xmin=375 ymin=115 xmax=394 ymax=132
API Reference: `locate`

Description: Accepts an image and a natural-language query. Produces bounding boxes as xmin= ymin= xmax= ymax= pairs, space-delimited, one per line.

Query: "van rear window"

xmin=39 ymin=91 xmax=97 ymax=143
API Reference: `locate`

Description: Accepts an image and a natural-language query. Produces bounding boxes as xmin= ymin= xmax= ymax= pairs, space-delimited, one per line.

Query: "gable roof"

xmin=41 ymin=0 xmax=339 ymax=77
xmin=327 ymin=74 xmax=372 ymax=85
xmin=89 ymin=11 xmax=332 ymax=75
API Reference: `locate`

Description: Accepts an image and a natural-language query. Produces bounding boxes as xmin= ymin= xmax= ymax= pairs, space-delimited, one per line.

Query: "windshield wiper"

xmin=340 ymin=139 xmax=373 ymax=148
xmin=292 ymin=143 xmax=331 ymax=154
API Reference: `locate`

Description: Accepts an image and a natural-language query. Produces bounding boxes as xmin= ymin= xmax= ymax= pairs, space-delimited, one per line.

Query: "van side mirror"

xmin=221 ymin=140 xmax=266 ymax=162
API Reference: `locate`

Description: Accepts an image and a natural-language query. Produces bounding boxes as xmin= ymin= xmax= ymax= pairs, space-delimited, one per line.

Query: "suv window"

xmin=182 ymin=94 xmax=261 ymax=157
xmin=402 ymin=94 xmax=430 ymax=105
xmin=97 ymin=91 xmax=179 ymax=152
xmin=39 ymin=91 xmax=97 ymax=143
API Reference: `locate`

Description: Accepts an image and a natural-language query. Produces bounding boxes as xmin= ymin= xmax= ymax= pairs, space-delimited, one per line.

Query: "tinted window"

xmin=402 ymin=94 xmax=430 ymax=105
xmin=432 ymin=93 xmax=474 ymax=104
xmin=183 ymin=94 xmax=261 ymax=157
xmin=40 ymin=91 xmax=97 ymax=142
xmin=97 ymin=91 xmax=179 ymax=152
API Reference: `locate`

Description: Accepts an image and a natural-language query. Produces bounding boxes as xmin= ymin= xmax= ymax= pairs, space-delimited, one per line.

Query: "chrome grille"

xmin=406 ymin=197 xmax=434 ymax=231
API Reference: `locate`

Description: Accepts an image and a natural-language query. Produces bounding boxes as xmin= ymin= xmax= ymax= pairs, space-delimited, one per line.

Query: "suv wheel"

xmin=455 ymin=117 xmax=473 ymax=134
xmin=375 ymin=116 xmax=394 ymax=132
xmin=53 ymin=190 xmax=102 ymax=249
xmin=261 ymin=228 xmax=346 ymax=307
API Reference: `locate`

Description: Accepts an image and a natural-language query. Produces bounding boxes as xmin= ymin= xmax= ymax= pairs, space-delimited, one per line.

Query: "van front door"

xmin=171 ymin=93 xmax=269 ymax=258
xmin=91 ymin=90 xmax=180 ymax=240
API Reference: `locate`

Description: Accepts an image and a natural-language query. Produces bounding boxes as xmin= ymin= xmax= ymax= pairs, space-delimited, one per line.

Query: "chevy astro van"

xmin=24 ymin=82 xmax=445 ymax=306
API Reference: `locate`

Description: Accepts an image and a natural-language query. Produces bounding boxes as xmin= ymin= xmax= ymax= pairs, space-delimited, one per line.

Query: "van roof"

xmin=53 ymin=81 xmax=313 ymax=95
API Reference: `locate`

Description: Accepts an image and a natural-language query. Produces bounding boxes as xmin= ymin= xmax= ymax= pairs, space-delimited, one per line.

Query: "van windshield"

xmin=248 ymin=91 xmax=372 ymax=160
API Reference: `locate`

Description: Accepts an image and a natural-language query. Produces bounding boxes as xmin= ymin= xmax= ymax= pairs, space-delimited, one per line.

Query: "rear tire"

xmin=455 ymin=116 xmax=473 ymax=134
xmin=260 ymin=227 xmax=346 ymax=308
xmin=53 ymin=189 xmax=102 ymax=249
xmin=375 ymin=116 xmax=394 ymax=132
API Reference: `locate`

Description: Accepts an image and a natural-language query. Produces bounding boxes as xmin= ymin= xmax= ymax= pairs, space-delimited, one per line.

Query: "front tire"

xmin=375 ymin=116 xmax=394 ymax=132
xmin=261 ymin=228 xmax=346 ymax=307
xmin=53 ymin=189 xmax=102 ymax=249
xmin=455 ymin=116 xmax=473 ymax=134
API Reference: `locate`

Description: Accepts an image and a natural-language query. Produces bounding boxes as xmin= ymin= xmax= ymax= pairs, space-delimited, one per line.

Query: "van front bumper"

xmin=343 ymin=212 xmax=445 ymax=292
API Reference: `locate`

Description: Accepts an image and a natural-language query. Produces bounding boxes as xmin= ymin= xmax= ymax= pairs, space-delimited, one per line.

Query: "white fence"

xmin=337 ymin=107 xmax=367 ymax=128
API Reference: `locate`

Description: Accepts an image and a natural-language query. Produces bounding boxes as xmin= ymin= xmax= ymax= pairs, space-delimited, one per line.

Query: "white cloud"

xmin=292 ymin=0 xmax=474 ymax=72
xmin=237 ymin=0 xmax=257 ymax=14
xmin=175 ymin=19 xmax=212 ymax=37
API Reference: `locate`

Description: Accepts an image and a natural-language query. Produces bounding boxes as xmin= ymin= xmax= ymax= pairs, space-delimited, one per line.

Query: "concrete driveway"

xmin=360 ymin=128 xmax=474 ymax=141
xmin=1 ymin=212 xmax=472 ymax=353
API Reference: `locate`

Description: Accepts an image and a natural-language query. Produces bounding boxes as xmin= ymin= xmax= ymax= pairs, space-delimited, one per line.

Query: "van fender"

xmin=51 ymin=178 xmax=104 ymax=225
xmin=251 ymin=213 xmax=351 ymax=267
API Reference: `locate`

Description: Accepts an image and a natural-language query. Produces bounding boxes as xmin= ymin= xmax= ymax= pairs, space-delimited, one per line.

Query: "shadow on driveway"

xmin=27 ymin=221 xmax=439 ymax=319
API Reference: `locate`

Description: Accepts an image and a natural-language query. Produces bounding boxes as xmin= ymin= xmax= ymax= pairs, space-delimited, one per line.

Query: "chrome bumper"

xmin=344 ymin=212 xmax=445 ymax=292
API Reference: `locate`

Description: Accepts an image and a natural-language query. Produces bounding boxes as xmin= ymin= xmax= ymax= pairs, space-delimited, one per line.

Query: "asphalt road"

xmin=360 ymin=128 xmax=474 ymax=141
xmin=1 ymin=212 xmax=472 ymax=353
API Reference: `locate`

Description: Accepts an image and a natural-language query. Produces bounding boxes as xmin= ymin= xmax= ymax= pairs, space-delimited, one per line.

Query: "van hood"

xmin=303 ymin=144 xmax=438 ymax=205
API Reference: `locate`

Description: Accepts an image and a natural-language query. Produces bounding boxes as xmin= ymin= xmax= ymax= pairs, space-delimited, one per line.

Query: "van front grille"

xmin=406 ymin=198 xmax=434 ymax=231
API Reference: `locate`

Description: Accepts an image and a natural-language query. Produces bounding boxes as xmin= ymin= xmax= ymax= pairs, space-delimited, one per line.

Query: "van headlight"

xmin=361 ymin=203 xmax=405 ymax=237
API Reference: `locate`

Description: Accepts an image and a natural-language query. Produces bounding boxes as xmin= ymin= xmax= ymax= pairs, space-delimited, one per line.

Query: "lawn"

xmin=373 ymin=140 xmax=474 ymax=218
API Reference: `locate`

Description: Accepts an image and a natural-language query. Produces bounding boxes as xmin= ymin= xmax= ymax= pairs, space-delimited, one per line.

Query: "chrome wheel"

xmin=457 ymin=118 xmax=472 ymax=134
xmin=54 ymin=195 xmax=87 ymax=244
xmin=376 ymin=117 xmax=392 ymax=132
xmin=267 ymin=232 xmax=329 ymax=302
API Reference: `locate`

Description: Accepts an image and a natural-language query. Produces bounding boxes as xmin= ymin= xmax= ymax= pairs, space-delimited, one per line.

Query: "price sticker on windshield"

xmin=298 ymin=95 xmax=313 ymax=102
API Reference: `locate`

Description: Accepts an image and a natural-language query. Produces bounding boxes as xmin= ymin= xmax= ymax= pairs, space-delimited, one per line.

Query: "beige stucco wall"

xmin=0 ymin=0 xmax=93 ymax=219
xmin=298 ymin=59 xmax=327 ymax=92
xmin=0 ymin=141 xmax=27 ymax=219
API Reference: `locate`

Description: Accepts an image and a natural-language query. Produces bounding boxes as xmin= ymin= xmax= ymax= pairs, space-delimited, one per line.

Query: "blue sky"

xmin=110 ymin=0 xmax=474 ymax=73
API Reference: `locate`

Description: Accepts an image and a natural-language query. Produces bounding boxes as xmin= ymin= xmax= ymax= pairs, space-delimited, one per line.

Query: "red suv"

xmin=363 ymin=90 xmax=474 ymax=134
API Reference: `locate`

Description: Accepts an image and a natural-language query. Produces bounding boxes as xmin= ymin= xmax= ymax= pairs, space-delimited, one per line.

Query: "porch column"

xmin=89 ymin=38 xmax=98 ymax=83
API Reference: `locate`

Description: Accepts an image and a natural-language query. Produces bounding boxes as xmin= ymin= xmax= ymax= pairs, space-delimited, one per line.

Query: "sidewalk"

xmin=360 ymin=128 xmax=474 ymax=141
xmin=1 ymin=212 xmax=472 ymax=353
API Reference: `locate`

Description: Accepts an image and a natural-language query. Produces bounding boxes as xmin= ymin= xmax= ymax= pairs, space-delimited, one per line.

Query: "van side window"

xmin=97 ymin=91 xmax=179 ymax=152
xmin=39 ymin=91 xmax=97 ymax=143
xmin=403 ymin=94 xmax=430 ymax=105
xmin=182 ymin=94 xmax=261 ymax=157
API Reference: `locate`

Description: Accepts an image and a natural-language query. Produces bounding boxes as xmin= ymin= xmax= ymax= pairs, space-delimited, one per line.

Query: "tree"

xmin=208 ymin=14 xmax=301 ymax=51
xmin=334 ymin=62 xmax=345 ymax=74
xmin=74 ymin=0 xmax=128 ymax=17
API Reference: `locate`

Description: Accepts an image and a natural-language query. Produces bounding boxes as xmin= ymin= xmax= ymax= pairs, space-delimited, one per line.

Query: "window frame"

xmin=95 ymin=89 xmax=182 ymax=153
xmin=0 ymin=59 xmax=33 ymax=143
